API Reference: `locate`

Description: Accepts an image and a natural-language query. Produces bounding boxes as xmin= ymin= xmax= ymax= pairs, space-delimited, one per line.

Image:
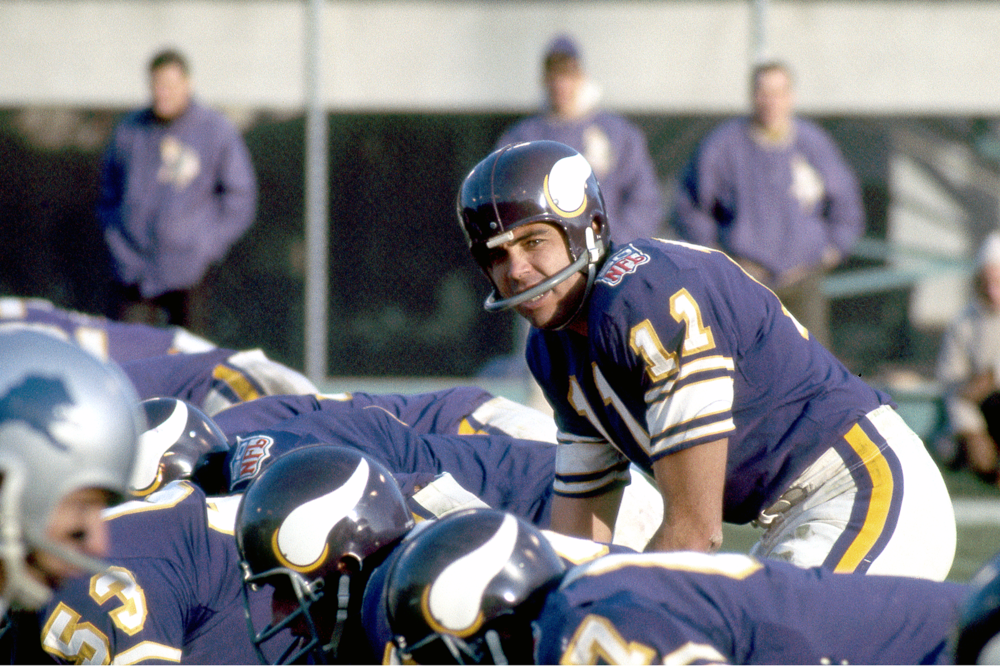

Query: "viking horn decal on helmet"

xmin=426 ymin=513 xmax=519 ymax=635
xmin=544 ymin=154 xmax=592 ymax=218
xmin=274 ymin=458 xmax=370 ymax=571
xmin=131 ymin=399 xmax=188 ymax=490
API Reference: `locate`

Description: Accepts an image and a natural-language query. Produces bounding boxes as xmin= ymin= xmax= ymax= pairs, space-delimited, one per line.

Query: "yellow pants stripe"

xmin=834 ymin=422 xmax=894 ymax=572
xmin=457 ymin=418 xmax=486 ymax=435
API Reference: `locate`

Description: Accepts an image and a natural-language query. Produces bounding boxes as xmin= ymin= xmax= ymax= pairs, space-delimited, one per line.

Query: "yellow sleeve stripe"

xmin=212 ymin=365 xmax=261 ymax=402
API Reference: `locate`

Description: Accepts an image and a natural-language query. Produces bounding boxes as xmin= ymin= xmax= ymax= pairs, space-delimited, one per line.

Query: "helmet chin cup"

xmin=483 ymin=252 xmax=589 ymax=313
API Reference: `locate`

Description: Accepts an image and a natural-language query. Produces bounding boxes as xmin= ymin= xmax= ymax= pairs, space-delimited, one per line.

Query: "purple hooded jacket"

xmin=97 ymin=99 xmax=257 ymax=297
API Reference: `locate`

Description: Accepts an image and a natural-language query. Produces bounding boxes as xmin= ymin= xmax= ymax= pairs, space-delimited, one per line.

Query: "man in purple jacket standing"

xmin=97 ymin=48 xmax=257 ymax=332
xmin=496 ymin=34 xmax=663 ymax=245
xmin=673 ymin=61 xmax=864 ymax=348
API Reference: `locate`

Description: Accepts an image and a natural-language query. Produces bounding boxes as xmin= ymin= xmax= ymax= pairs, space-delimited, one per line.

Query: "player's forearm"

xmin=647 ymin=514 xmax=723 ymax=553
xmin=550 ymin=491 xmax=620 ymax=543
xmin=648 ymin=439 xmax=727 ymax=553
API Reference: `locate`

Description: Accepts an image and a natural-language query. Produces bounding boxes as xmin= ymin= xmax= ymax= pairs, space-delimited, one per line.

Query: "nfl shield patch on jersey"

xmin=230 ymin=434 xmax=275 ymax=490
xmin=596 ymin=244 xmax=650 ymax=287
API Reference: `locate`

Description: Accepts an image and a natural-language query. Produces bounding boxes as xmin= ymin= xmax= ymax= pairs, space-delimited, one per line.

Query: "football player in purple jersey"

xmin=212 ymin=389 xmax=659 ymax=546
xmin=120 ymin=347 xmax=319 ymax=416
xmin=38 ymin=481 xmax=287 ymax=665
xmin=219 ymin=398 xmax=558 ymax=526
xmin=0 ymin=296 xmax=319 ymax=417
xmin=210 ymin=385 xmax=557 ymax=443
xmin=386 ymin=508 xmax=967 ymax=666
xmin=33 ymin=402 xmax=606 ymax=666
xmin=134 ymin=390 xmax=658 ymax=549
xmin=456 ymin=140 xmax=955 ymax=578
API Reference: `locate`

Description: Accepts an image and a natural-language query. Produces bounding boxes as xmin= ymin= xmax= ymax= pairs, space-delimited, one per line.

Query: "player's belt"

xmin=755 ymin=485 xmax=807 ymax=527
xmin=753 ymin=446 xmax=847 ymax=528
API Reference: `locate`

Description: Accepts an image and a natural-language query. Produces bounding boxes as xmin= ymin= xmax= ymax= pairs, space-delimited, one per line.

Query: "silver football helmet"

xmin=0 ymin=330 xmax=145 ymax=609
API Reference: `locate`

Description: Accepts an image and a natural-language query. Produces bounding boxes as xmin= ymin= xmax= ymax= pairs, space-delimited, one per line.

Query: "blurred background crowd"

xmin=4 ymin=0 xmax=1000 ymax=498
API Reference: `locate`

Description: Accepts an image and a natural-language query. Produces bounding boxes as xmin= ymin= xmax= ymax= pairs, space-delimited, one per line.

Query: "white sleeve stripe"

xmin=653 ymin=418 xmax=736 ymax=453
xmin=555 ymin=441 xmax=627 ymax=477
xmin=647 ymin=376 xmax=734 ymax=437
xmin=643 ymin=355 xmax=734 ymax=404
xmin=677 ymin=354 xmax=734 ymax=380
xmin=557 ymin=431 xmax=606 ymax=446
xmin=112 ymin=642 xmax=183 ymax=665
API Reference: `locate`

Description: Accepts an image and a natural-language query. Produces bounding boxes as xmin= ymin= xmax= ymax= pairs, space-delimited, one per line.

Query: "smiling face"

xmin=485 ymin=222 xmax=590 ymax=332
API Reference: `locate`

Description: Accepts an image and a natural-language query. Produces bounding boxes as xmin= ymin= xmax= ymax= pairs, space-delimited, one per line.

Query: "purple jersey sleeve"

xmin=0 ymin=296 xmax=196 ymax=363
xmin=212 ymin=393 xmax=326 ymax=433
xmin=534 ymin=552 xmax=964 ymax=665
xmin=212 ymin=386 xmax=496 ymax=438
xmin=334 ymin=386 xmax=496 ymax=434
xmin=120 ymin=348 xmax=242 ymax=407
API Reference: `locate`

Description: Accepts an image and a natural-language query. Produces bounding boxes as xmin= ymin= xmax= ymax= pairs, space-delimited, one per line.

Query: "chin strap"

xmin=483 ymin=252 xmax=589 ymax=313
xmin=320 ymin=573 xmax=352 ymax=663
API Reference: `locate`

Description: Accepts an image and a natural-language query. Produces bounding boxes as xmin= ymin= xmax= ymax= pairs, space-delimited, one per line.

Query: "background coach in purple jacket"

xmin=97 ymin=48 xmax=257 ymax=333
xmin=672 ymin=60 xmax=865 ymax=349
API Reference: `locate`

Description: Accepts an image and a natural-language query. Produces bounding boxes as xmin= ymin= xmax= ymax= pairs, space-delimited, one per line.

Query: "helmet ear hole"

xmin=338 ymin=554 xmax=362 ymax=575
xmin=594 ymin=212 xmax=609 ymax=238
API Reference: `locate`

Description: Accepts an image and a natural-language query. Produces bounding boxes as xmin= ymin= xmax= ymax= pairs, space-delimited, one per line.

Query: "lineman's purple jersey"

xmin=122 ymin=348 xmax=275 ymax=408
xmin=39 ymin=482 xmax=283 ymax=665
xmin=218 ymin=405 xmax=556 ymax=525
xmin=533 ymin=551 xmax=965 ymax=665
xmin=211 ymin=386 xmax=502 ymax=437
xmin=0 ymin=296 xmax=213 ymax=362
xmin=528 ymin=239 xmax=891 ymax=523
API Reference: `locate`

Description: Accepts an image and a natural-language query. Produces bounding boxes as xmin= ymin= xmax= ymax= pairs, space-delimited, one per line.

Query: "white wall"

xmin=3 ymin=0 xmax=1000 ymax=114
